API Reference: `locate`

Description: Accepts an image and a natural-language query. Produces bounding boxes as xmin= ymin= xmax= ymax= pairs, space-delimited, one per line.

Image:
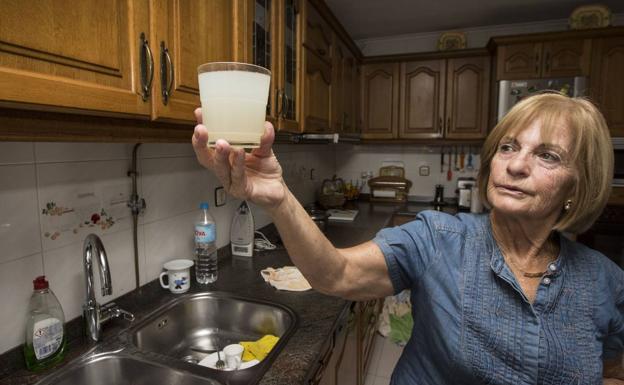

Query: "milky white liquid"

xmin=198 ymin=70 xmax=270 ymax=147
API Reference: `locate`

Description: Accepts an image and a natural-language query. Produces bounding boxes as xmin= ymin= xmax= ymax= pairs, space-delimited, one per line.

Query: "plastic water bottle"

xmin=194 ymin=202 xmax=218 ymax=284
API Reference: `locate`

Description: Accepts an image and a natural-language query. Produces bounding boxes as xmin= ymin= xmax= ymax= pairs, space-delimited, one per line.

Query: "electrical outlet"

xmin=419 ymin=165 xmax=430 ymax=176
xmin=214 ymin=186 xmax=226 ymax=207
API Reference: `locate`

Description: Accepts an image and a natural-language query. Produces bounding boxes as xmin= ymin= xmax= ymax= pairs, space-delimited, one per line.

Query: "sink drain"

xmin=181 ymin=355 xmax=199 ymax=364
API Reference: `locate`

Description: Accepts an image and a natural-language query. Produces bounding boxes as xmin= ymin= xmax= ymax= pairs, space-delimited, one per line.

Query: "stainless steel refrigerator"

xmin=497 ymin=77 xmax=588 ymax=121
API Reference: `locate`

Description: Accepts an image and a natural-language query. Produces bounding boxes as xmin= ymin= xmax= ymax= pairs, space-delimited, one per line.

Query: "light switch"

xmin=215 ymin=186 xmax=226 ymax=207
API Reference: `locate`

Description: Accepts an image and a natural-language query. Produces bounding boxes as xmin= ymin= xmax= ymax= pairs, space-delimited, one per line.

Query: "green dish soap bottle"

xmin=23 ymin=276 xmax=67 ymax=371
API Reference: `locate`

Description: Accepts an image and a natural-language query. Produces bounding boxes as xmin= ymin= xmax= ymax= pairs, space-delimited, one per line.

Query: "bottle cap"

xmin=33 ymin=276 xmax=49 ymax=290
xmin=199 ymin=202 xmax=209 ymax=210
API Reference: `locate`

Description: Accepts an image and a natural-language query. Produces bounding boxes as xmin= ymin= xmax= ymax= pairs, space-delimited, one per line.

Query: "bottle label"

xmin=33 ymin=318 xmax=63 ymax=360
xmin=195 ymin=224 xmax=215 ymax=244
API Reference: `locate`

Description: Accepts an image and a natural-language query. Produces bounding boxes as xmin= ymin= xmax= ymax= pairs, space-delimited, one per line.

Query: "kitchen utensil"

xmin=215 ymin=342 xmax=225 ymax=370
xmin=440 ymin=147 xmax=444 ymax=174
xmin=433 ymin=184 xmax=446 ymax=208
xmin=231 ymin=201 xmax=255 ymax=257
xmin=447 ymin=150 xmax=453 ymax=181
xmin=454 ymin=147 xmax=459 ymax=171
xmin=466 ymin=147 xmax=474 ymax=171
xmin=460 ymin=146 xmax=465 ymax=171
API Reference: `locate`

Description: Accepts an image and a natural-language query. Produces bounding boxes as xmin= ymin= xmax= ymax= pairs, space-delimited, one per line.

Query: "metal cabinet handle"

xmin=535 ymin=52 xmax=540 ymax=76
xmin=160 ymin=41 xmax=174 ymax=105
xmin=439 ymin=117 xmax=443 ymax=132
xmin=447 ymin=117 xmax=451 ymax=132
xmin=139 ymin=32 xmax=154 ymax=101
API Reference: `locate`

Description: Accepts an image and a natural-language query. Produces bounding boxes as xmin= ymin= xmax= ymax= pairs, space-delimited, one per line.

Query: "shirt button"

xmin=543 ymin=277 xmax=552 ymax=285
xmin=548 ymin=263 xmax=557 ymax=272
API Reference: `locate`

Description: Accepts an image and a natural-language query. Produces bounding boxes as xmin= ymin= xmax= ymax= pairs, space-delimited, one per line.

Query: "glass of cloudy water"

xmin=197 ymin=62 xmax=271 ymax=148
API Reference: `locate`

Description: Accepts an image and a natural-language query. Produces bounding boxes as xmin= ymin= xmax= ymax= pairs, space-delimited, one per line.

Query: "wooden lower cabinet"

xmin=315 ymin=300 xmax=383 ymax=385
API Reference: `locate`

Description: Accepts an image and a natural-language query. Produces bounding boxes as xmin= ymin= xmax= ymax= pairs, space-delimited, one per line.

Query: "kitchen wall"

xmin=335 ymin=144 xmax=480 ymax=200
xmin=357 ymin=13 xmax=624 ymax=55
xmin=0 ymin=141 xmax=335 ymax=354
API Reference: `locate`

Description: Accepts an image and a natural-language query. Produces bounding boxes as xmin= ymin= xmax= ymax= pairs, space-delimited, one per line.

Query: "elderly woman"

xmin=192 ymin=93 xmax=623 ymax=384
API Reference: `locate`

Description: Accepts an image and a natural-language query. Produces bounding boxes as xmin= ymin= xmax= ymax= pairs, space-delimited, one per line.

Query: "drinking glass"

xmin=197 ymin=62 xmax=271 ymax=148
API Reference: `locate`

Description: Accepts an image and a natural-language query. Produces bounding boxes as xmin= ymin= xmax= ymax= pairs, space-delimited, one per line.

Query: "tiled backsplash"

xmin=335 ymin=144 xmax=481 ymax=200
xmin=0 ymin=142 xmax=335 ymax=354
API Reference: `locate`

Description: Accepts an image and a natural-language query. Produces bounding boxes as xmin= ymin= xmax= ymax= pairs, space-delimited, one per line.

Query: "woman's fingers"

xmin=192 ymin=124 xmax=214 ymax=169
xmin=213 ymin=140 xmax=233 ymax=191
xmin=229 ymin=148 xmax=248 ymax=197
xmin=194 ymin=107 xmax=203 ymax=124
xmin=252 ymin=122 xmax=275 ymax=158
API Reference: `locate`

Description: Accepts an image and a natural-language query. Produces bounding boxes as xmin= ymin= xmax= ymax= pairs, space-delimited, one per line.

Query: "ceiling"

xmin=325 ymin=0 xmax=624 ymax=40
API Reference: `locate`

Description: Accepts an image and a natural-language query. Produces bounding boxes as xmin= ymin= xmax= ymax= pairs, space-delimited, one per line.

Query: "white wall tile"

xmin=140 ymin=157 xmax=213 ymax=224
xmin=143 ymin=211 xmax=197 ymax=284
xmin=43 ymin=229 xmax=139 ymax=320
xmin=139 ymin=143 xmax=195 ymax=159
xmin=0 ymin=254 xmax=44 ymax=353
xmin=0 ymin=165 xmax=41 ymax=263
xmin=0 ymin=142 xmax=34 ymax=165
xmin=36 ymin=160 xmax=133 ymax=252
xmin=35 ymin=143 xmax=133 ymax=163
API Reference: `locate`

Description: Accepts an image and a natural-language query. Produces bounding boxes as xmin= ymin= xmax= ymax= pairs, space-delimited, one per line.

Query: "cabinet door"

xmin=276 ymin=0 xmax=302 ymax=132
xmin=151 ymin=0 xmax=238 ymax=123
xmin=331 ymin=42 xmax=345 ymax=132
xmin=445 ymin=56 xmax=490 ymax=139
xmin=496 ymin=43 xmax=541 ymax=80
xmin=542 ymin=39 xmax=591 ymax=77
xmin=361 ymin=63 xmax=399 ymax=139
xmin=303 ymin=1 xmax=332 ymax=66
xmin=590 ymin=36 xmax=624 ymax=137
xmin=342 ymin=53 xmax=356 ymax=134
xmin=252 ymin=0 xmax=279 ymax=123
xmin=303 ymin=48 xmax=331 ymax=132
xmin=0 ymin=0 xmax=150 ymax=116
xmin=399 ymin=60 xmax=445 ymax=139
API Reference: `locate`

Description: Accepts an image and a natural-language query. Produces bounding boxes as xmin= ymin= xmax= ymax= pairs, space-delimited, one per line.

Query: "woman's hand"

xmin=191 ymin=108 xmax=287 ymax=210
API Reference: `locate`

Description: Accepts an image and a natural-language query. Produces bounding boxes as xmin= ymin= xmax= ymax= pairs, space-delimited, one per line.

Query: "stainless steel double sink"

xmin=36 ymin=292 xmax=297 ymax=385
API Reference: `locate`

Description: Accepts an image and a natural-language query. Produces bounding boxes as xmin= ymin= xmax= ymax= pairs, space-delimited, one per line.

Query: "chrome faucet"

xmin=83 ymin=234 xmax=134 ymax=342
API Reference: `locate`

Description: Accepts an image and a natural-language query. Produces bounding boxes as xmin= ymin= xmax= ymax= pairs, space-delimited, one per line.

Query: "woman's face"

xmin=487 ymin=120 xmax=576 ymax=222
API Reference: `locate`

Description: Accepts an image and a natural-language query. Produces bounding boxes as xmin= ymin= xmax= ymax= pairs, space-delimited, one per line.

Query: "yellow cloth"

xmin=240 ymin=334 xmax=279 ymax=362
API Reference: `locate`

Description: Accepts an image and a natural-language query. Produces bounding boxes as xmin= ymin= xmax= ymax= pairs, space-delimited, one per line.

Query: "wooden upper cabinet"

xmin=496 ymin=39 xmax=590 ymax=80
xmin=496 ymin=43 xmax=541 ymax=80
xmin=151 ymin=0 xmax=239 ymax=123
xmin=399 ymin=60 xmax=445 ymax=139
xmin=591 ymin=36 xmax=624 ymax=137
xmin=303 ymin=2 xmax=332 ymax=65
xmin=303 ymin=46 xmax=331 ymax=132
xmin=361 ymin=63 xmax=399 ymax=139
xmin=445 ymin=56 xmax=490 ymax=139
xmin=275 ymin=0 xmax=302 ymax=132
xmin=0 ymin=0 xmax=150 ymax=116
xmin=331 ymin=42 xmax=345 ymax=131
xmin=342 ymin=53 xmax=356 ymax=134
xmin=542 ymin=39 xmax=591 ymax=77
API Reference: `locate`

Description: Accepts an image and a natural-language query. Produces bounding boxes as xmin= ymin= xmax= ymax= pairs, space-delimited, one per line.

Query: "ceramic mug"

xmin=223 ymin=343 xmax=244 ymax=370
xmin=159 ymin=259 xmax=194 ymax=294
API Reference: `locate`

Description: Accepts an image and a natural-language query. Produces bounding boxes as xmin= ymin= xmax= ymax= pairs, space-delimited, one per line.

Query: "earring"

xmin=564 ymin=199 xmax=573 ymax=211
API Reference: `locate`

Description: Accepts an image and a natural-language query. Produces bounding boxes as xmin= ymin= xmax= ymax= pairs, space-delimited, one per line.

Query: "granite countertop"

xmin=0 ymin=200 xmax=448 ymax=385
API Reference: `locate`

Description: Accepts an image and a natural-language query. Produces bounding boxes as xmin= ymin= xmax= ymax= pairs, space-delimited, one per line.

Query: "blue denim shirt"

xmin=373 ymin=211 xmax=624 ymax=385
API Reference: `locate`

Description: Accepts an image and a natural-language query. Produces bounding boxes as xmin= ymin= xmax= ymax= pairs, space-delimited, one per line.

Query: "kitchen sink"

xmin=130 ymin=292 xmax=297 ymax=378
xmin=35 ymin=353 xmax=221 ymax=385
